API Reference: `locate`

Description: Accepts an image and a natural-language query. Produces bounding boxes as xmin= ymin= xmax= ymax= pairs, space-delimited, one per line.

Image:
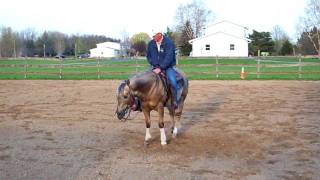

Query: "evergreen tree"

xmin=280 ymin=39 xmax=293 ymax=55
xmin=164 ymin=27 xmax=179 ymax=48
xmin=248 ymin=30 xmax=274 ymax=56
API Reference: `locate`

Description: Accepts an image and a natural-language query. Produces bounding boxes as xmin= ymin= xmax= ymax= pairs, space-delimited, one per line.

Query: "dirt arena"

xmin=0 ymin=80 xmax=319 ymax=179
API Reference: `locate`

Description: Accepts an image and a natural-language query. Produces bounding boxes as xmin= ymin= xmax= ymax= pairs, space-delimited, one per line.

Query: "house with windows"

xmin=189 ymin=20 xmax=249 ymax=57
xmin=90 ymin=42 xmax=120 ymax=58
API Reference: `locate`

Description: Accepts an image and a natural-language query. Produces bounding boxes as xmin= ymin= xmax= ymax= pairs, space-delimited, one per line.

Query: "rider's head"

xmin=152 ymin=29 xmax=163 ymax=43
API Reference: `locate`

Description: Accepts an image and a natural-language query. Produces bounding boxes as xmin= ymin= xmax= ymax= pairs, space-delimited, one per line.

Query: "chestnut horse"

xmin=115 ymin=69 xmax=188 ymax=145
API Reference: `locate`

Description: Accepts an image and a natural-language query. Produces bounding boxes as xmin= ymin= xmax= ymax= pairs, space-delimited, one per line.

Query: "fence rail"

xmin=1 ymin=57 xmax=320 ymax=80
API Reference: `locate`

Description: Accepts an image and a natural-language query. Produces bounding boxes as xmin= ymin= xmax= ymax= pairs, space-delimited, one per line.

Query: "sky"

xmin=0 ymin=0 xmax=307 ymax=41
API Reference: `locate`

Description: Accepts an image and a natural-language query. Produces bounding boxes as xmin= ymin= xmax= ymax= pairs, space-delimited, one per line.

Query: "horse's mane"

xmin=117 ymin=81 xmax=126 ymax=96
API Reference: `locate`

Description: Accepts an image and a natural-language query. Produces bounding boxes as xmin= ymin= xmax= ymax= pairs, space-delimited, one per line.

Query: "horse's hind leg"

xmin=169 ymin=109 xmax=177 ymax=138
xmin=173 ymin=103 xmax=184 ymax=138
xmin=143 ymin=110 xmax=152 ymax=144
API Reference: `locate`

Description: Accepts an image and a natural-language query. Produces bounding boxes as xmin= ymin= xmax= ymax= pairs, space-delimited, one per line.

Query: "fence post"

xmin=135 ymin=58 xmax=138 ymax=73
xmin=215 ymin=55 xmax=219 ymax=78
xmin=257 ymin=50 xmax=260 ymax=79
xmin=24 ymin=58 xmax=27 ymax=79
xmin=59 ymin=59 xmax=62 ymax=80
xmin=97 ymin=58 xmax=100 ymax=79
xmin=299 ymin=54 xmax=302 ymax=79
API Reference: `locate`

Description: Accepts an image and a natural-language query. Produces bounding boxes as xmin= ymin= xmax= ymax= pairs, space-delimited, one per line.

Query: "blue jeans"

xmin=165 ymin=68 xmax=179 ymax=103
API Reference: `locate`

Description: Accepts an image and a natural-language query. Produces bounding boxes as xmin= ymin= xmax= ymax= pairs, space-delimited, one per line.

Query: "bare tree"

xmin=272 ymin=25 xmax=289 ymax=55
xmin=52 ymin=31 xmax=66 ymax=55
xmin=120 ymin=29 xmax=131 ymax=57
xmin=0 ymin=27 xmax=15 ymax=57
xmin=175 ymin=0 xmax=214 ymax=38
xmin=19 ymin=28 xmax=37 ymax=57
xmin=298 ymin=0 xmax=320 ymax=57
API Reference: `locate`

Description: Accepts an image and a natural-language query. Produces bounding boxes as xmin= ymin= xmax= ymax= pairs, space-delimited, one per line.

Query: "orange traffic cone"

xmin=240 ymin=66 xmax=245 ymax=80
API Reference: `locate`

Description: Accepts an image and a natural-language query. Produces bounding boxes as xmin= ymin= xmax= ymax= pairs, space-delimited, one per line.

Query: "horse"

xmin=115 ymin=69 xmax=188 ymax=145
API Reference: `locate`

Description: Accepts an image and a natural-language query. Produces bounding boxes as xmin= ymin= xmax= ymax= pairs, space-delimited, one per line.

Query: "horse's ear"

xmin=125 ymin=79 xmax=130 ymax=86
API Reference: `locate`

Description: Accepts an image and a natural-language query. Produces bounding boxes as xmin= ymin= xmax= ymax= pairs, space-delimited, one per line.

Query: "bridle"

xmin=116 ymin=82 xmax=141 ymax=122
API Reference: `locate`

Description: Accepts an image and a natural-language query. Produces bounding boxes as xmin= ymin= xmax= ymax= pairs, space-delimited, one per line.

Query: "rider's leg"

xmin=166 ymin=68 xmax=179 ymax=105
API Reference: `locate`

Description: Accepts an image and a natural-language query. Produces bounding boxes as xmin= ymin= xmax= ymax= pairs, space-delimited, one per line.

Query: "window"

xmin=205 ymin=44 xmax=210 ymax=50
xmin=230 ymin=44 xmax=235 ymax=50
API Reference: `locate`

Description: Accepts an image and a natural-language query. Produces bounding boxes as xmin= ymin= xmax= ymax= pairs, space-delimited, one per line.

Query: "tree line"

xmin=0 ymin=27 xmax=119 ymax=58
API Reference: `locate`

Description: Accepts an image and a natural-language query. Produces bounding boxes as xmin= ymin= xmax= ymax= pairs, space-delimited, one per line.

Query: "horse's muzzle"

xmin=116 ymin=107 xmax=131 ymax=121
xmin=116 ymin=110 xmax=126 ymax=120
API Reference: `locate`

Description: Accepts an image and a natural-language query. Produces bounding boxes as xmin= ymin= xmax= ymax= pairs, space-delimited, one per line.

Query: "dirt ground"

xmin=0 ymin=80 xmax=319 ymax=179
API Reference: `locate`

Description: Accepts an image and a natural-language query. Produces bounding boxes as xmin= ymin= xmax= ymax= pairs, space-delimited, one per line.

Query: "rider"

xmin=146 ymin=29 xmax=180 ymax=108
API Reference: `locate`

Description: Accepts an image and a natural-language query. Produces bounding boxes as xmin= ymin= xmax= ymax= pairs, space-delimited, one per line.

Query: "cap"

xmin=151 ymin=28 xmax=163 ymax=36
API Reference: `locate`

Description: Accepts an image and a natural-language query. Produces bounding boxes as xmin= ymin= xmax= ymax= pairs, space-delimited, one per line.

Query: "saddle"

xmin=159 ymin=68 xmax=185 ymax=105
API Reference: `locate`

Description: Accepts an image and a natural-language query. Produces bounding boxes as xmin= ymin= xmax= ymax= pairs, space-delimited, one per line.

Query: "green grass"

xmin=0 ymin=57 xmax=320 ymax=80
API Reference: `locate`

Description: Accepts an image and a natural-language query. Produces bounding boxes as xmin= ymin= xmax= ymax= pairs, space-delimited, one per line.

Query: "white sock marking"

xmin=173 ymin=127 xmax=178 ymax=135
xmin=160 ymin=128 xmax=167 ymax=145
xmin=145 ymin=128 xmax=151 ymax=141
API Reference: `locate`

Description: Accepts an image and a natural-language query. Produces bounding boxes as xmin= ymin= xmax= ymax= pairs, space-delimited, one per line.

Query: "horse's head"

xmin=115 ymin=80 xmax=134 ymax=121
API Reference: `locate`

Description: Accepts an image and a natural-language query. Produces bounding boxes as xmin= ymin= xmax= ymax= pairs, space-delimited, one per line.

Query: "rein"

xmin=121 ymin=106 xmax=132 ymax=122
xmin=120 ymin=86 xmax=141 ymax=122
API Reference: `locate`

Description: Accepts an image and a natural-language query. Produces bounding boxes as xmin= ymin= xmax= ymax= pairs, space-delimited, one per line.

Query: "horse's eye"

xmin=123 ymin=95 xmax=128 ymax=99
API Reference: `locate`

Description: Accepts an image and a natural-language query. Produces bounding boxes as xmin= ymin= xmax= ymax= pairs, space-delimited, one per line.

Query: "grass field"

xmin=0 ymin=57 xmax=320 ymax=80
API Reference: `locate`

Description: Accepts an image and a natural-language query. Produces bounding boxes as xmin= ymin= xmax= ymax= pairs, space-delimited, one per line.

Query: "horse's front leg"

xmin=143 ymin=109 xmax=152 ymax=144
xmin=158 ymin=104 xmax=167 ymax=145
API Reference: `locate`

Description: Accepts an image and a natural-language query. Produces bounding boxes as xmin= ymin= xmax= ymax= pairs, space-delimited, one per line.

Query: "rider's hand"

xmin=153 ymin=68 xmax=161 ymax=74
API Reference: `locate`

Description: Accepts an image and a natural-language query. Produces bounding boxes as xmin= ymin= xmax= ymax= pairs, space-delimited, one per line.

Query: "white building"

xmin=90 ymin=42 xmax=120 ymax=58
xmin=189 ymin=20 xmax=249 ymax=57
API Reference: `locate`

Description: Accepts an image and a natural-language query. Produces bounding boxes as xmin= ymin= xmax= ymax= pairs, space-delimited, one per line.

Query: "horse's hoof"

xmin=144 ymin=141 xmax=150 ymax=147
xmin=161 ymin=141 xmax=167 ymax=145
xmin=172 ymin=133 xmax=177 ymax=138
xmin=172 ymin=127 xmax=178 ymax=138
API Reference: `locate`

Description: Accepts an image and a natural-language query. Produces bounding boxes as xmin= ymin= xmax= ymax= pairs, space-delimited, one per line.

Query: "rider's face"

xmin=153 ymin=33 xmax=163 ymax=43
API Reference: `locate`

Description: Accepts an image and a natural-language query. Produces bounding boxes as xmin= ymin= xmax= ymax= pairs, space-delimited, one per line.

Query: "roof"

xmin=189 ymin=31 xmax=250 ymax=44
xmin=205 ymin=20 xmax=249 ymax=30
xmin=96 ymin=42 xmax=120 ymax=50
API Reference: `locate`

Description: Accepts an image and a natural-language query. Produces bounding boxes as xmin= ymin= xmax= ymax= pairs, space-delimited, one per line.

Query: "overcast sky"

xmin=0 ymin=0 xmax=307 ymax=40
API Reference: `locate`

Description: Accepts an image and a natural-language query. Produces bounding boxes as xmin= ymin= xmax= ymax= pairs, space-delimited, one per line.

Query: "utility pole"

xmin=75 ymin=43 xmax=77 ymax=59
xmin=43 ymin=44 xmax=46 ymax=59
xmin=13 ymin=39 xmax=16 ymax=58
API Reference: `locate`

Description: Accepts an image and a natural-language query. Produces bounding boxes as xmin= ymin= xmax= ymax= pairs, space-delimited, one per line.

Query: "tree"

xmin=272 ymin=25 xmax=289 ymax=55
xmin=179 ymin=21 xmax=193 ymax=56
xmin=18 ymin=28 xmax=37 ymax=57
xmin=297 ymin=27 xmax=318 ymax=55
xmin=131 ymin=41 xmax=147 ymax=56
xmin=0 ymin=27 xmax=15 ymax=57
xmin=248 ymin=30 xmax=274 ymax=56
xmin=175 ymin=0 xmax=213 ymax=38
xmin=120 ymin=29 xmax=131 ymax=57
xmin=298 ymin=0 xmax=320 ymax=57
xmin=164 ymin=27 xmax=180 ymax=48
xmin=130 ymin=32 xmax=150 ymax=45
xmin=130 ymin=32 xmax=150 ymax=56
xmin=280 ymin=39 xmax=293 ymax=55
xmin=52 ymin=31 xmax=66 ymax=55
xmin=35 ymin=31 xmax=55 ymax=57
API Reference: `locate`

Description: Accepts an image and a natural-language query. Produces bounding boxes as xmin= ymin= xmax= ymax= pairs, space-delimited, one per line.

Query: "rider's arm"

xmin=146 ymin=41 xmax=160 ymax=69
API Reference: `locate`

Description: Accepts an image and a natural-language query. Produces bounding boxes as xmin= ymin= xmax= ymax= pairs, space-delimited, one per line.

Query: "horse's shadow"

xmin=178 ymin=91 xmax=228 ymax=135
